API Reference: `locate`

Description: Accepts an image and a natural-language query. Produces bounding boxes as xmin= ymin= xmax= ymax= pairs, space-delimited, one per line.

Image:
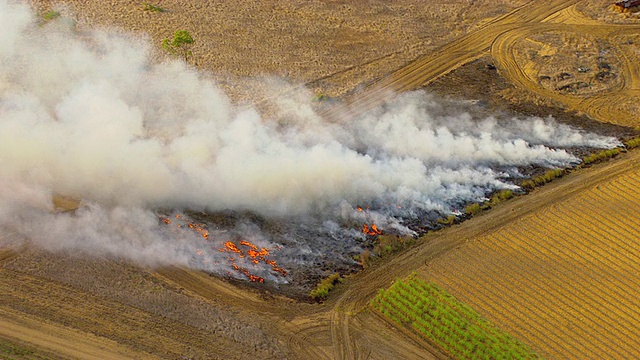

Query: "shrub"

xmin=437 ymin=214 xmax=457 ymax=226
xmin=309 ymin=273 xmax=342 ymax=301
xmin=162 ymin=30 xmax=195 ymax=62
xmin=491 ymin=189 xmax=513 ymax=204
xmin=624 ymin=137 xmax=640 ymax=149
xmin=582 ymin=148 xmax=622 ymax=165
xmin=43 ymin=10 xmax=61 ymax=21
xmin=465 ymin=203 xmax=481 ymax=216
xmin=143 ymin=3 xmax=166 ymax=12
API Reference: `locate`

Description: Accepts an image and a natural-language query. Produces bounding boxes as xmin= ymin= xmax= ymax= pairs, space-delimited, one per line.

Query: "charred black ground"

xmin=183 ymin=56 xmax=639 ymax=299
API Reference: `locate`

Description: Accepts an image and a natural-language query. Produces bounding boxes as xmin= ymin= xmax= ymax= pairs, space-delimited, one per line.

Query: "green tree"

xmin=162 ymin=30 xmax=195 ymax=63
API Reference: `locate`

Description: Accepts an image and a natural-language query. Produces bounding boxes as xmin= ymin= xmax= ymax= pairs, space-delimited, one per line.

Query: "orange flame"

xmin=223 ymin=241 xmax=242 ymax=253
xmin=240 ymin=240 xmax=258 ymax=250
xmin=362 ymin=223 xmax=383 ymax=236
xmin=160 ymin=215 xmax=284 ymax=283
xmin=217 ymin=239 xmax=287 ymax=281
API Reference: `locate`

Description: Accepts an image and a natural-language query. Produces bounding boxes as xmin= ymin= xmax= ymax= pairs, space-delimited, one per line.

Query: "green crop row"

xmin=371 ymin=275 xmax=542 ymax=359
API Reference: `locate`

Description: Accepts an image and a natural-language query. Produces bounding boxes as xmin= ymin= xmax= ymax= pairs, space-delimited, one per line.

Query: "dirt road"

xmin=491 ymin=4 xmax=640 ymax=126
xmin=323 ymin=0 xmax=581 ymax=121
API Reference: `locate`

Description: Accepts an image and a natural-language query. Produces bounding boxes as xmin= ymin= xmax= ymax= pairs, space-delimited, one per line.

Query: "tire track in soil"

xmin=321 ymin=0 xmax=577 ymax=359
xmin=490 ymin=8 xmax=640 ymax=127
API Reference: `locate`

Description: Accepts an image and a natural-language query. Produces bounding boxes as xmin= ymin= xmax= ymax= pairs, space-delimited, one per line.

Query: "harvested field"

xmin=418 ymin=152 xmax=640 ymax=358
xmin=2 ymin=0 xmax=640 ymax=359
xmin=26 ymin=0 xmax=527 ymax=103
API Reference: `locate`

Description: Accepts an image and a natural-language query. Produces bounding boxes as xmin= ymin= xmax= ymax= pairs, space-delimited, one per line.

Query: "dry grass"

xmin=28 ymin=0 xmax=527 ymax=104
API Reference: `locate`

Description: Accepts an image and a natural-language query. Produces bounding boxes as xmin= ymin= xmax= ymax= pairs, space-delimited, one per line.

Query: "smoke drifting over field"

xmin=0 ymin=1 xmax=620 ymax=283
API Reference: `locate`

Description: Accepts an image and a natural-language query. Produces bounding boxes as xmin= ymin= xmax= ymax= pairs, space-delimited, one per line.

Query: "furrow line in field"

xmin=586 ymin=182 xmax=640 ymax=217
xmin=423 ymin=269 xmax=564 ymax=358
xmin=472 ymin=233 xmax=630 ymax=358
xmin=584 ymin=192 xmax=640 ymax=219
xmin=488 ymin=229 xmax=640 ymax=355
xmin=507 ymin=218 xmax=640 ymax=327
xmin=596 ymin=176 xmax=640 ymax=204
xmin=556 ymin=201 xmax=640 ymax=266
xmin=432 ymin=241 xmax=597 ymax=358
xmin=488 ymin=228 xmax=636 ymax=330
xmin=545 ymin=204 xmax=640 ymax=273
xmin=542 ymin=200 xmax=640 ymax=266
xmin=543 ymin=207 xmax=640 ymax=280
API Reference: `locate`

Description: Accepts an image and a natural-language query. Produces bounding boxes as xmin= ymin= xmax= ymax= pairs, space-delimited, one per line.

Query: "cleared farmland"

xmin=370 ymin=275 xmax=541 ymax=359
xmin=418 ymin=160 xmax=640 ymax=359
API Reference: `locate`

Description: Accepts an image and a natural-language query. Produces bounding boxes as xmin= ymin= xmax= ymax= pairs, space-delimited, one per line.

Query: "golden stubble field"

xmin=418 ymin=151 xmax=640 ymax=358
xmin=3 ymin=1 xmax=640 ymax=359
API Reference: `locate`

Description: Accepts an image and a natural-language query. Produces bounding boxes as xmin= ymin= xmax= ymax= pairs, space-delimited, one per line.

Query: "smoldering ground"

xmin=0 ymin=1 xmax=621 ymax=287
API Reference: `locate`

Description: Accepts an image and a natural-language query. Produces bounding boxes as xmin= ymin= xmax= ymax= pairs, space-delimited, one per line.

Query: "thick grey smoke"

xmin=0 ymin=1 xmax=620 ymax=282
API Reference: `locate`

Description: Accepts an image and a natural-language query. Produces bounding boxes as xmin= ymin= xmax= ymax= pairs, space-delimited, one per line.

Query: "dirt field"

xmin=4 ymin=1 xmax=640 ymax=359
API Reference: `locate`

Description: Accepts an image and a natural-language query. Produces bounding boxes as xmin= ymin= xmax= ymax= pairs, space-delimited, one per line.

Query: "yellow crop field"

xmin=419 ymin=165 xmax=640 ymax=359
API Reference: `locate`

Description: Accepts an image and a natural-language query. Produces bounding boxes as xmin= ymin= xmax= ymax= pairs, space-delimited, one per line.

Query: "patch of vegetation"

xmin=42 ymin=10 xmax=61 ymax=21
xmin=582 ymin=147 xmax=622 ymax=165
xmin=312 ymin=93 xmax=330 ymax=102
xmin=521 ymin=168 xmax=565 ymax=190
xmin=436 ymin=214 xmax=457 ymax=226
xmin=309 ymin=273 xmax=342 ymax=301
xmin=464 ymin=202 xmax=481 ymax=216
xmin=371 ymin=274 xmax=542 ymax=359
xmin=491 ymin=189 xmax=514 ymax=204
xmin=143 ymin=3 xmax=166 ymax=12
xmin=624 ymin=137 xmax=640 ymax=149
xmin=0 ymin=338 xmax=50 ymax=360
xmin=162 ymin=30 xmax=195 ymax=63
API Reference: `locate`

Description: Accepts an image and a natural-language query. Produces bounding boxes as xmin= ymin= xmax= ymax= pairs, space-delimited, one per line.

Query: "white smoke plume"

xmin=0 ymin=1 xmax=620 ymax=282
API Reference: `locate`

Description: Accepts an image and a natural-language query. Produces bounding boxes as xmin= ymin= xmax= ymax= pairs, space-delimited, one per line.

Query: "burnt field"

xmin=0 ymin=1 xmax=633 ymax=299
xmin=149 ymin=90 xmax=629 ymax=298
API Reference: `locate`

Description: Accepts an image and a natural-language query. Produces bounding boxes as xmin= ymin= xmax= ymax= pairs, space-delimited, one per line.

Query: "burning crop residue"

xmin=219 ymin=240 xmax=287 ymax=282
xmin=362 ymin=223 xmax=383 ymax=236
xmin=0 ymin=1 xmax=626 ymax=296
xmin=160 ymin=213 xmax=287 ymax=283
xmin=161 ymin=214 xmax=209 ymax=240
xmin=356 ymin=206 xmax=384 ymax=236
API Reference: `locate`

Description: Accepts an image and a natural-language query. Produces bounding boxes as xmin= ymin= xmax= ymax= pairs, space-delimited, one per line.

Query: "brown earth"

xmin=4 ymin=1 xmax=640 ymax=359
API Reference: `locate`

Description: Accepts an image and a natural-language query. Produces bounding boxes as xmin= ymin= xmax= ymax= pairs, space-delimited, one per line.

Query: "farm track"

xmin=491 ymin=5 xmax=640 ymax=126
xmin=4 ymin=1 xmax=640 ymax=359
xmin=322 ymin=0 xmax=582 ymax=122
